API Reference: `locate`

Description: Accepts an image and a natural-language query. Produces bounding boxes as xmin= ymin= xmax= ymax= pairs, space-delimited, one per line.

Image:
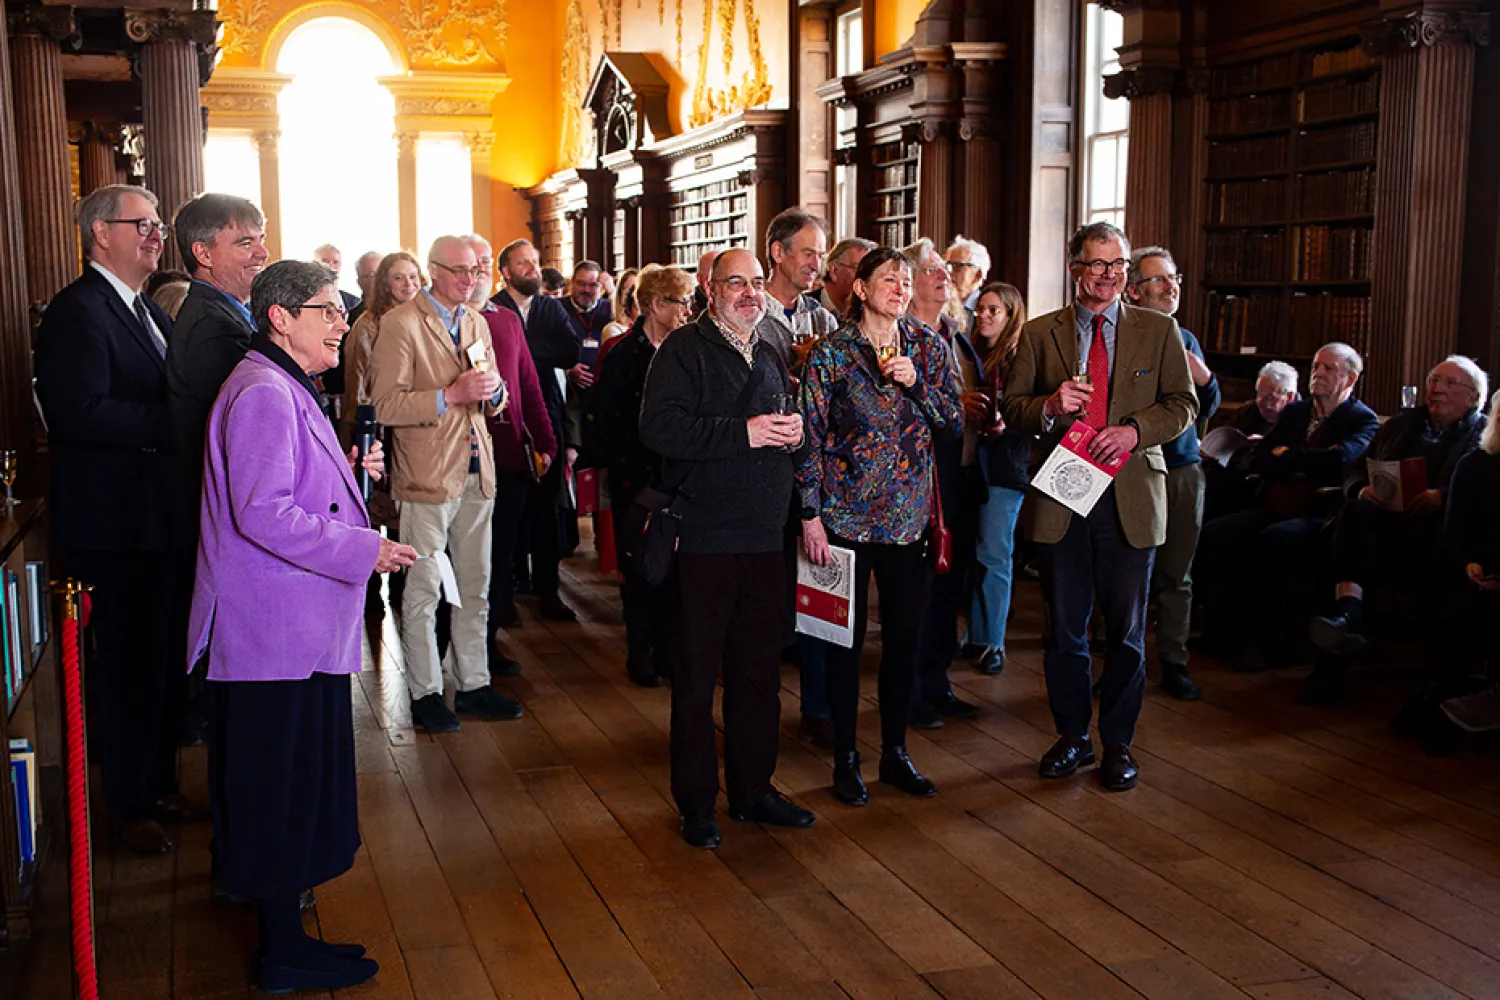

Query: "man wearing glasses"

xmin=1001 ymin=221 xmax=1197 ymax=792
xmin=1125 ymin=247 xmax=1220 ymax=703
xmin=943 ymin=235 xmax=991 ymax=332
xmin=370 ymin=235 xmax=520 ymax=735
xmin=36 ymin=185 xmax=194 ymax=855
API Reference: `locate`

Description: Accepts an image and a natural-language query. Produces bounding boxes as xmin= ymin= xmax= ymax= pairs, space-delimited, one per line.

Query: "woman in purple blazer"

xmin=187 ymin=260 xmax=416 ymax=994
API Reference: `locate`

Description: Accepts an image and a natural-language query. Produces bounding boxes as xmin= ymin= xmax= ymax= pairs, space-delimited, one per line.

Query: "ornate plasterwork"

xmin=560 ymin=0 xmax=593 ymax=168
xmin=216 ymin=0 xmax=270 ymax=61
xmin=394 ymin=96 xmax=491 ymax=117
xmin=689 ymin=0 xmax=771 ymax=128
xmin=215 ymin=0 xmax=507 ymax=70
xmin=200 ymin=68 xmax=293 ymax=129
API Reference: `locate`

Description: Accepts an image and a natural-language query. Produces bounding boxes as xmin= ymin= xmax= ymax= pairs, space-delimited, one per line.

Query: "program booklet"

xmin=795 ymin=544 xmax=856 ymax=649
xmin=1367 ymin=457 xmax=1428 ymax=512
xmin=1031 ymin=423 xmax=1131 ymax=517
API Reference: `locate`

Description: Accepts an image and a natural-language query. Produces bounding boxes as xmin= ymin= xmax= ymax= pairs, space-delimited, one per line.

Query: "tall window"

xmin=414 ymin=135 xmax=473 ymax=261
xmin=204 ymin=133 xmax=262 ymax=205
xmin=1082 ymin=4 xmax=1128 ymax=229
xmin=833 ymin=4 xmax=863 ymax=240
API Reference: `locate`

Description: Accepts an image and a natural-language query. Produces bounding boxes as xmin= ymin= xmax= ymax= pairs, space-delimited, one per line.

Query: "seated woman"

xmin=1301 ymin=356 xmax=1488 ymax=703
xmin=187 ymin=260 xmax=417 ymax=994
xmin=798 ymin=246 xmax=962 ymax=806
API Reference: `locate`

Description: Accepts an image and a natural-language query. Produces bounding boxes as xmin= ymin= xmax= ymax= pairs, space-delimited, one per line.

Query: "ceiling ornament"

xmin=559 ymin=0 xmax=592 ymax=168
xmin=216 ymin=0 xmax=270 ymax=62
xmin=689 ymin=0 xmax=771 ymax=129
xmin=394 ymin=0 xmax=508 ymax=69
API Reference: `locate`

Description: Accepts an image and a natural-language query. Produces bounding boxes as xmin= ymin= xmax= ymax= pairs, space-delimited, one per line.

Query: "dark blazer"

xmin=491 ymin=290 xmax=581 ymax=441
xmin=1250 ymin=395 xmax=1380 ymax=485
xmin=1342 ymin=405 xmax=1484 ymax=499
xmin=1443 ymin=449 xmax=1500 ymax=573
xmin=589 ymin=321 xmax=662 ymax=508
xmin=166 ymin=280 xmax=255 ymax=496
xmin=320 ymin=290 xmax=361 ymax=395
xmin=35 ymin=265 xmax=188 ymax=556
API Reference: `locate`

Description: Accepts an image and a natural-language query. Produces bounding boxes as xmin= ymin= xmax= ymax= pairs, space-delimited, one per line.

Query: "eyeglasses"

xmin=918 ymin=265 xmax=948 ymax=278
xmin=715 ymin=276 xmax=766 ymax=293
xmin=285 ymin=301 xmax=347 ymax=324
xmin=946 ymin=261 xmax=977 ymax=273
xmin=107 ymin=218 xmax=170 ymax=239
xmin=1135 ymin=272 xmax=1184 ymax=288
xmin=1426 ymin=374 xmax=1474 ymax=391
xmin=431 ymin=261 xmax=483 ymax=279
xmin=1074 ymin=258 xmax=1128 ymax=276
xmin=662 ymin=296 xmax=694 ymax=309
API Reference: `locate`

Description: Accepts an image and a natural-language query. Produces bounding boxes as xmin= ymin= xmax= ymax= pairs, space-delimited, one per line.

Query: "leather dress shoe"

xmin=729 ymin=790 xmax=815 ymax=828
xmin=411 ymin=693 xmax=461 ymax=734
xmin=957 ymin=642 xmax=985 ymax=660
xmin=1038 ymin=736 xmax=1096 ymax=779
xmin=454 ymin=686 xmax=524 ymax=721
xmin=977 ymin=647 xmax=1006 ymax=675
xmin=496 ymin=599 xmax=523 ymax=629
xmin=538 ymin=595 xmax=578 ymax=622
xmin=115 ymin=819 xmax=174 ymax=855
xmin=908 ymin=701 xmax=944 ymax=730
xmin=680 ymin=810 xmax=721 ymax=850
xmin=1159 ymin=667 xmax=1202 ymax=702
xmin=878 ymin=747 xmax=937 ymax=798
xmin=1309 ymin=612 xmax=1368 ymax=657
xmin=832 ymin=751 xmax=868 ymax=806
xmin=157 ymin=792 xmax=211 ymax=824
xmin=1099 ymin=746 xmax=1139 ymax=791
xmin=932 ymin=692 xmax=979 ymax=720
xmin=797 ymin=715 xmax=834 ymax=752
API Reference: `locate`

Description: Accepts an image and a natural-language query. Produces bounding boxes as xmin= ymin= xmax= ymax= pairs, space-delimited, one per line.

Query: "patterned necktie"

xmin=1083 ymin=313 xmax=1110 ymax=429
xmin=134 ymin=295 xmax=166 ymax=358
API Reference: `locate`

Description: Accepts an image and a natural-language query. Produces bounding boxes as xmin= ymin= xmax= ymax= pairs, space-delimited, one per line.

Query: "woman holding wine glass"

xmin=796 ymin=247 xmax=963 ymax=805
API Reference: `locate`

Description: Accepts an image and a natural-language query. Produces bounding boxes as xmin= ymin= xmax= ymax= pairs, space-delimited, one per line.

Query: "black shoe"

xmin=1309 ymin=612 xmax=1368 ymax=657
xmin=908 ymin=701 xmax=944 ymax=730
xmin=300 ymin=889 xmax=315 ymax=912
xmin=878 ymin=746 xmax=937 ymax=797
xmin=797 ymin=715 xmax=835 ymax=752
xmin=1295 ymin=665 xmax=1344 ymax=706
xmin=932 ymin=692 xmax=980 ymax=720
xmin=1039 ymin=736 xmax=1096 ymax=778
xmin=626 ymin=654 xmax=665 ymax=688
xmin=538 ymin=595 xmax=578 ymax=622
xmin=309 ymin=938 xmax=365 ymax=960
xmin=257 ymin=953 xmax=379 ymax=994
xmin=680 ymin=810 xmax=720 ymax=850
xmin=410 ymin=693 xmax=461 ymax=733
xmin=1099 ymin=745 xmax=1139 ymax=791
xmin=832 ymin=751 xmax=868 ymax=806
xmin=957 ymin=642 xmax=985 ymax=661
xmin=488 ymin=647 xmax=522 ymax=678
xmin=495 ymin=599 xmax=522 ymax=629
xmin=454 ymin=686 xmax=524 ymax=721
xmin=977 ymin=647 xmax=1006 ymax=675
xmin=729 ymin=790 xmax=815 ymax=828
xmin=1159 ymin=666 xmax=1202 ymax=701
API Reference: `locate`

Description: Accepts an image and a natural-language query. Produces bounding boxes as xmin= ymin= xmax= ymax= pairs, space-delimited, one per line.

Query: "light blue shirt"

xmin=427 ymin=289 xmax=465 ymax=416
xmin=1073 ymin=298 xmax=1120 ymax=382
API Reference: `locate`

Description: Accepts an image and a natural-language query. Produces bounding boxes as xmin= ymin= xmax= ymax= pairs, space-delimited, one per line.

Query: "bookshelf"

xmin=668 ymin=179 xmax=750 ymax=266
xmin=1201 ymin=39 xmax=1379 ymax=367
xmin=870 ymin=139 xmax=919 ymax=250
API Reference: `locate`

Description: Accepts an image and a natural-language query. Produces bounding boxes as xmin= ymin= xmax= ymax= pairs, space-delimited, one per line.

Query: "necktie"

xmin=133 ymin=295 xmax=166 ymax=358
xmin=1083 ymin=313 xmax=1110 ymax=429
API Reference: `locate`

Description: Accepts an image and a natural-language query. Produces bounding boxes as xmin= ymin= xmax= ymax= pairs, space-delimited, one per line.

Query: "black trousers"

xmin=613 ymin=489 xmax=669 ymax=667
xmin=520 ymin=460 xmax=565 ymax=600
xmin=1037 ymin=489 xmax=1154 ymax=748
xmin=71 ymin=548 xmax=189 ymax=822
xmin=825 ymin=532 xmax=928 ymax=757
xmin=913 ymin=468 xmax=980 ymax=704
xmin=670 ymin=551 xmax=785 ymax=813
xmin=489 ymin=468 xmax=535 ymax=612
xmin=1329 ymin=497 xmax=1438 ymax=589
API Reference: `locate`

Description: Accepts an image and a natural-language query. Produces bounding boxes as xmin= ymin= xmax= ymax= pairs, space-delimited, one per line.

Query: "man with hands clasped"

xmin=1001 ymin=222 xmax=1196 ymax=792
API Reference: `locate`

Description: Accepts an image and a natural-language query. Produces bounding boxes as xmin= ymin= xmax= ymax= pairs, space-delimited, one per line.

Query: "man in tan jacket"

xmin=1002 ymin=221 xmax=1196 ymax=792
xmin=371 ymin=235 xmax=517 ymax=733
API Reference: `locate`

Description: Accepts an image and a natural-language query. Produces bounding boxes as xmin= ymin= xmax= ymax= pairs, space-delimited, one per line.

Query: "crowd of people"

xmin=32 ymin=183 xmax=1499 ymax=992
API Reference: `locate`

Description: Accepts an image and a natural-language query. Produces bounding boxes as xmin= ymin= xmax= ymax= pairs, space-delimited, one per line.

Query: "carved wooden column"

xmin=253 ymin=130 xmax=283 ymax=259
xmin=953 ymin=43 xmax=1007 ymax=255
xmin=465 ymin=131 xmax=495 ymax=240
xmin=1110 ymin=78 xmax=1174 ymax=250
xmin=8 ymin=4 xmax=76 ymax=308
xmin=1364 ymin=4 xmax=1487 ymax=412
xmin=396 ymin=131 xmax=418 ymax=253
xmin=73 ymin=122 xmax=121 ymax=197
xmin=915 ymin=119 xmax=956 ymax=249
xmin=0 ymin=2 xmax=38 ymax=460
xmin=128 ymin=8 xmax=217 ymax=267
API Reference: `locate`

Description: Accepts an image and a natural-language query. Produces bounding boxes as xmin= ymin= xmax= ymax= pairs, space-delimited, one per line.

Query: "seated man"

xmin=1299 ymin=356 xmax=1488 ymax=703
xmin=1203 ymin=360 xmax=1299 ymax=521
xmin=1196 ymin=342 xmax=1378 ymax=670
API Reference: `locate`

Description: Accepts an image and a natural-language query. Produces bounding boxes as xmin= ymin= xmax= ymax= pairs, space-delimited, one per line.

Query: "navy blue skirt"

xmin=205 ymin=671 xmax=361 ymax=899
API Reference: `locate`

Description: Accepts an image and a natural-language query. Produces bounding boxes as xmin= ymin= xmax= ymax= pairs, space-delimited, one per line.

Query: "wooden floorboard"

xmin=8 ymin=537 xmax=1500 ymax=1000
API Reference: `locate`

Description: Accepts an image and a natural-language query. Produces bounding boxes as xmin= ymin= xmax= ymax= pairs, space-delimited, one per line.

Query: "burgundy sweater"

xmin=482 ymin=305 xmax=558 ymax=471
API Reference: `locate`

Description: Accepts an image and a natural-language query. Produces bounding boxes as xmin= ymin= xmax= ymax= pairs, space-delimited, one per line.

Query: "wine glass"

xmin=1074 ymin=357 xmax=1092 ymax=387
xmin=770 ymin=393 xmax=797 ymax=452
xmin=1 ymin=449 xmax=16 ymax=508
xmin=876 ymin=342 xmax=898 ymax=384
xmin=1401 ymin=384 xmax=1419 ymax=409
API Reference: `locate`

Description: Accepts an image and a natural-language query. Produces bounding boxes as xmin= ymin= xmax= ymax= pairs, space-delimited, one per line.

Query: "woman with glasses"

xmin=589 ymin=264 xmax=696 ymax=687
xmin=797 ymin=247 xmax=963 ymax=805
xmin=343 ymin=251 xmax=425 ymax=431
xmin=188 ymin=260 xmax=417 ymax=993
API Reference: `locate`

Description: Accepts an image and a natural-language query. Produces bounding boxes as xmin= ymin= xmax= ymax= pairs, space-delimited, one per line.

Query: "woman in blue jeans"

xmin=967 ymin=282 xmax=1032 ymax=675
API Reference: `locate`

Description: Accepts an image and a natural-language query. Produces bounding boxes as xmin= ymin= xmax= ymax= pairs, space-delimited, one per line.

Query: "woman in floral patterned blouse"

xmin=797 ymin=246 xmax=964 ymax=806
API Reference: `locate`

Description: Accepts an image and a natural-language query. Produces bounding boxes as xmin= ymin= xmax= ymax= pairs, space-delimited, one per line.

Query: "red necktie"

xmin=1083 ymin=313 xmax=1110 ymax=429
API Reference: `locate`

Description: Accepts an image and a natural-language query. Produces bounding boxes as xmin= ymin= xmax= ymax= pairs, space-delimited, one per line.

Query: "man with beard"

xmin=491 ymin=239 xmax=582 ymax=622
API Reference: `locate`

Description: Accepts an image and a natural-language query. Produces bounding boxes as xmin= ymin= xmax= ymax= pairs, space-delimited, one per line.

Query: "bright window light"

xmin=276 ymin=17 xmax=399 ymax=293
xmin=204 ymin=132 xmax=261 ymax=205
xmin=415 ymin=135 xmax=474 ymax=262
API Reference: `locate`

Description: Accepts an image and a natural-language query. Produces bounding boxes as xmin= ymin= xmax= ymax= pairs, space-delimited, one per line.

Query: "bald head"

xmin=696 ymin=249 xmax=721 ymax=293
xmin=426 ymin=235 xmax=478 ymax=310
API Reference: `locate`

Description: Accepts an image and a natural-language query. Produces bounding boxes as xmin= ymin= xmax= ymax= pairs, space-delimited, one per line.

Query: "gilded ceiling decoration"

xmin=689 ymin=0 xmax=769 ymax=129
xmin=218 ymin=0 xmax=271 ymax=61
xmin=214 ymin=0 xmax=507 ymax=70
xmin=559 ymin=0 xmax=592 ymax=168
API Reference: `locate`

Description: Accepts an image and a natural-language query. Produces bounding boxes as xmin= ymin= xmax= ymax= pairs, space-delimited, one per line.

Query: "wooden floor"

xmin=9 ymin=538 xmax=1500 ymax=1000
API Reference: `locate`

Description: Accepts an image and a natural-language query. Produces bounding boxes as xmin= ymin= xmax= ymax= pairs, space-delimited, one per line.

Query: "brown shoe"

xmin=115 ymin=819 xmax=175 ymax=855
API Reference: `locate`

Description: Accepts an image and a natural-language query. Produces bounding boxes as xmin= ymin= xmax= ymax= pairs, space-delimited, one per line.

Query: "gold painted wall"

xmin=873 ymin=0 xmax=926 ymax=63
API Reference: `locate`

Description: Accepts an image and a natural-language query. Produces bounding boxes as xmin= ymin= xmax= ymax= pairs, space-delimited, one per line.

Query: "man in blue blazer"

xmin=35 ymin=184 xmax=194 ymax=855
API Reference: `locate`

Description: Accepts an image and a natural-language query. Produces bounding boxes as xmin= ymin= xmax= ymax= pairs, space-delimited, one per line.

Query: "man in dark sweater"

xmin=1126 ymin=247 xmax=1220 ymax=701
xmin=639 ymin=248 xmax=815 ymax=850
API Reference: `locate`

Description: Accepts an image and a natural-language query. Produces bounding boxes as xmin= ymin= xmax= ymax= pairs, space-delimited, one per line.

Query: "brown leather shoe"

xmin=115 ymin=819 xmax=175 ymax=855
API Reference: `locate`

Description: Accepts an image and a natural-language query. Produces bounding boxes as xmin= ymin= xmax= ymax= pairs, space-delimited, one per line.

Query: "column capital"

xmin=902 ymin=118 xmax=955 ymax=145
xmin=1362 ymin=6 xmax=1490 ymax=54
xmin=6 ymin=4 xmax=76 ymax=43
xmin=395 ymin=131 xmax=419 ymax=156
xmin=252 ymin=129 xmax=281 ymax=156
xmin=124 ymin=9 xmax=220 ymax=50
xmin=68 ymin=120 xmax=122 ymax=146
xmin=1103 ymin=66 xmax=1180 ymax=100
xmin=463 ymin=131 xmax=495 ymax=157
xmin=958 ymin=117 xmax=998 ymax=142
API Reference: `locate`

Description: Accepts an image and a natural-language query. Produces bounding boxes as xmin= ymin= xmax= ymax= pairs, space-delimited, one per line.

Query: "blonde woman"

xmin=342 ymin=252 xmax=424 ymax=425
xmin=602 ymin=267 xmax=639 ymax=348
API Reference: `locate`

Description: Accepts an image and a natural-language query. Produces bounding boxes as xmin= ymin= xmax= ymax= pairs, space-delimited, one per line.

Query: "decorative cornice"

xmin=1102 ymin=66 xmax=1180 ymax=100
xmin=464 ymin=131 xmax=495 ymax=156
xmin=124 ymin=8 xmax=219 ymax=49
xmin=7 ymin=3 xmax=76 ymax=43
xmin=1362 ymin=8 xmax=1490 ymax=55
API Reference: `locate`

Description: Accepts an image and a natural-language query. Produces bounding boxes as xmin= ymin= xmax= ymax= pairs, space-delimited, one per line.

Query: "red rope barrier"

xmin=58 ymin=585 xmax=99 ymax=1000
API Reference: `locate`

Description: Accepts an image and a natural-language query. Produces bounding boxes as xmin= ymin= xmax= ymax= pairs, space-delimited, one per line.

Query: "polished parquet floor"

xmin=9 ymin=535 xmax=1500 ymax=1000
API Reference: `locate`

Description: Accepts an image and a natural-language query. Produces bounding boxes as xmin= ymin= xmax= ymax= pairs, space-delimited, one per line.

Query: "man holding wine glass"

xmin=1001 ymin=221 xmax=1197 ymax=792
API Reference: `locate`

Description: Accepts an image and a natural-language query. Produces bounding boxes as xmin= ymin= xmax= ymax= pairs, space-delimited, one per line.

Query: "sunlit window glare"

xmin=203 ymin=133 xmax=261 ymax=206
xmin=415 ymin=135 xmax=474 ymax=265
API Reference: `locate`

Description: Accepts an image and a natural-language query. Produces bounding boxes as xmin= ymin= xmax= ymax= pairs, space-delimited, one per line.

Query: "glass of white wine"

xmin=877 ymin=342 xmax=898 ymax=384
xmin=1074 ymin=357 xmax=1092 ymax=387
xmin=1 ymin=449 xmax=16 ymax=508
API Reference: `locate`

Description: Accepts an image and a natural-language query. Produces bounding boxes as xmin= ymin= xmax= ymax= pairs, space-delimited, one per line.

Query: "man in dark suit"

xmin=35 ymin=184 xmax=194 ymax=854
xmin=165 ymin=193 xmax=268 ymax=503
xmin=492 ymin=239 xmax=582 ymax=623
xmin=1002 ymin=221 xmax=1197 ymax=792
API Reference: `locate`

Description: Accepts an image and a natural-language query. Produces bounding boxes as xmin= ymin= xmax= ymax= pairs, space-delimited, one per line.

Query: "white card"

xmin=431 ymin=550 xmax=461 ymax=608
xmin=795 ymin=544 xmax=856 ymax=649
xmin=466 ymin=340 xmax=488 ymax=369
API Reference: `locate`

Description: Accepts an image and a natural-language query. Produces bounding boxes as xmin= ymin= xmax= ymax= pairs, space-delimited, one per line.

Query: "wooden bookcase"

xmin=1201 ymin=38 xmax=1378 ymax=371
xmin=870 ymin=139 xmax=919 ymax=250
xmin=667 ymin=179 xmax=750 ymax=267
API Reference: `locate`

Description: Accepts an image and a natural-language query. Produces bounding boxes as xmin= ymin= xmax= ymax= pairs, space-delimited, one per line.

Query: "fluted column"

xmin=74 ymin=121 xmax=121 ymax=197
xmin=0 ymin=3 xmax=38 ymax=464
xmin=396 ymin=131 xmax=418 ymax=253
xmin=253 ymin=129 xmax=283 ymax=259
xmin=915 ymin=119 xmax=956 ymax=250
xmin=465 ymin=131 xmax=494 ymax=240
xmin=953 ymin=43 xmax=1007 ymax=255
xmin=128 ymin=8 xmax=217 ymax=266
xmin=1364 ymin=5 xmax=1487 ymax=412
xmin=8 ymin=5 xmax=76 ymax=309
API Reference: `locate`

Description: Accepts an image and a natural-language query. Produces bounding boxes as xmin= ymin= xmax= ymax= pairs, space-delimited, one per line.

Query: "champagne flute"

xmin=877 ymin=342 xmax=898 ymax=384
xmin=1 ymin=449 xmax=16 ymax=508
xmin=770 ymin=393 xmax=797 ymax=452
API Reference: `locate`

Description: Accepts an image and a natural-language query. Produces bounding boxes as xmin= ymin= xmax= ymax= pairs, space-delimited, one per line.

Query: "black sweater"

xmin=1443 ymin=449 xmax=1500 ymax=573
xmin=639 ymin=314 xmax=801 ymax=555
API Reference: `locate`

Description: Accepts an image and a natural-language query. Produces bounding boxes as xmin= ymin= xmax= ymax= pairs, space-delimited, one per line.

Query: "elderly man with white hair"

xmin=1299 ymin=355 xmax=1489 ymax=704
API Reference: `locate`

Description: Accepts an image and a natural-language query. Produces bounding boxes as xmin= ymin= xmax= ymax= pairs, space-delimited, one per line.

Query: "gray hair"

xmin=1068 ymin=221 xmax=1131 ymax=263
xmin=250 ymin=260 xmax=338 ymax=338
xmin=1257 ymin=360 xmax=1299 ymax=396
xmin=173 ymin=193 xmax=264 ymax=275
xmin=825 ymin=237 xmax=876 ymax=275
xmin=1127 ymin=245 xmax=1177 ymax=287
xmin=313 ymin=243 xmax=340 ymax=257
xmin=77 ymin=184 xmax=159 ymax=259
xmin=460 ymin=234 xmax=491 ymax=253
xmin=765 ymin=207 xmax=828 ymax=260
xmin=1434 ymin=354 xmax=1489 ymax=410
xmin=1317 ymin=341 xmax=1364 ymax=378
xmin=945 ymin=234 xmax=991 ymax=276
xmin=1483 ymin=389 xmax=1500 ymax=455
xmin=901 ymin=237 xmax=938 ymax=269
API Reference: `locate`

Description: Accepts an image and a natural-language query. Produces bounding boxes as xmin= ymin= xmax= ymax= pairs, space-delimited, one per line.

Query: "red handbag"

xmin=929 ymin=463 xmax=952 ymax=575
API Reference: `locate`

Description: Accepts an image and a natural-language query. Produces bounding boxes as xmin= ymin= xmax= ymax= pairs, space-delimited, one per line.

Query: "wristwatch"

xmin=799 ymin=505 xmax=819 ymax=521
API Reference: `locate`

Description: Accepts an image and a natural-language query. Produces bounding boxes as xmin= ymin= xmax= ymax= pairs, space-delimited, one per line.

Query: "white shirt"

xmin=91 ymin=261 xmax=168 ymax=355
